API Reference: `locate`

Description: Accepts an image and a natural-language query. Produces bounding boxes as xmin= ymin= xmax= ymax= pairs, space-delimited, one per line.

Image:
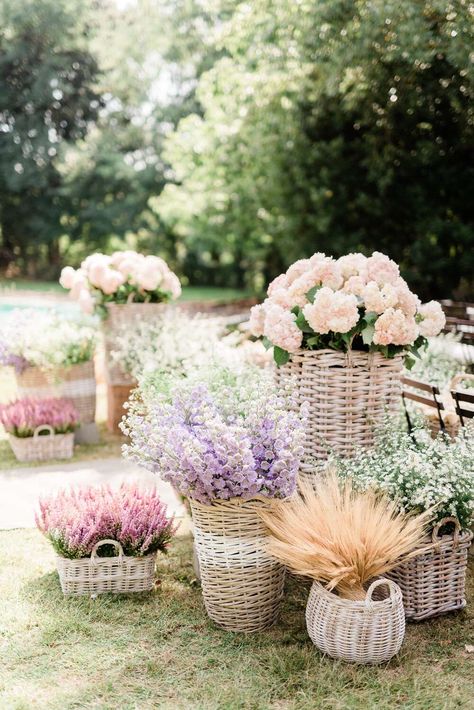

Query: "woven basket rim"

xmin=56 ymin=549 xmax=157 ymax=563
xmin=310 ymin=579 xmax=402 ymax=609
xmin=286 ymin=348 xmax=404 ymax=360
xmin=189 ymin=495 xmax=287 ymax=510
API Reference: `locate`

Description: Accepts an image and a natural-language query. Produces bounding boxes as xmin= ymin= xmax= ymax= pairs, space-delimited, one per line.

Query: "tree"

xmin=157 ymin=0 xmax=474 ymax=298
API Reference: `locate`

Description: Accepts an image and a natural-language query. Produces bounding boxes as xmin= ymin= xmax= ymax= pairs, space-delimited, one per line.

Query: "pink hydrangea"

xmin=303 ymin=287 xmax=359 ymax=334
xmin=59 ymin=266 xmax=76 ymax=290
xmin=285 ymin=259 xmax=311 ymax=285
xmin=309 ymin=254 xmax=344 ymax=290
xmin=394 ymin=277 xmax=420 ymax=317
xmin=264 ymin=303 xmax=303 ymax=353
xmin=342 ymin=275 xmax=367 ymax=296
xmin=418 ymin=301 xmax=446 ymax=337
xmin=337 ymin=253 xmax=368 ymax=280
xmin=267 ymin=273 xmax=289 ymax=295
xmin=373 ymin=308 xmax=419 ymax=346
xmin=249 ymin=303 xmax=266 ymax=337
xmin=366 ymin=251 xmax=400 ymax=285
xmin=363 ymin=281 xmax=398 ymax=314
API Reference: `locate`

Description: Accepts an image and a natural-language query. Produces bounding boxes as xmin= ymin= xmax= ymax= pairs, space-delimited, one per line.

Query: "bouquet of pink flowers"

xmin=36 ymin=483 xmax=177 ymax=559
xmin=0 ymin=398 xmax=78 ymax=437
xmin=249 ymin=251 xmax=445 ymax=367
xmin=59 ymin=250 xmax=181 ymax=316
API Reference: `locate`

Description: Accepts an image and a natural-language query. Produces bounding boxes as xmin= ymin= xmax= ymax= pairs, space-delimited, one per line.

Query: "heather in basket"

xmin=36 ymin=483 xmax=177 ymax=559
xmin=59 ymin=250 xmax=181 ymax=316
xmin=249 ymin=251 xmax=445 ymax=366
xmin=0 ymin=398 xmax=78 ymax=437
xmin=121 ymin=363 xmax=306 ymax=503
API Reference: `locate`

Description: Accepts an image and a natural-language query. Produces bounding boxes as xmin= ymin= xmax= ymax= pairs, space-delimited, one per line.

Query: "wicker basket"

xmin=102 ymin=302 xmax=168 ymax=385
xmin=56 ymin=539 xmax=157 ymax=596
xmin=387 ymin=517 xmax=473 ymax=621
xmin=9 ymin=425 xmax=74 ymax=462
xmin=15 ymin=361 xmax=96 ymax=424
xmin=305 ymin=578 xmax=405 ymax=664
xmin=275 ymin=349 xmax=403 ymax=474
xmin=190 ymin=497 xmax=286 ymax=632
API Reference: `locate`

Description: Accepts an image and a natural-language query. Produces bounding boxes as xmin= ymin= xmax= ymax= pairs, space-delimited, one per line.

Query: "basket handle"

xmin=33 ymin=425 xmax=55 ymax=439
xmin=450 ymin=372 xmax=474 ymax=390
xmin=431 ymin=516 xmax=461 ymax=548
xmin=90 ymin=539 xmax=124 ymax=564
xmin=365 ymin=578 xmax=399 ymax=607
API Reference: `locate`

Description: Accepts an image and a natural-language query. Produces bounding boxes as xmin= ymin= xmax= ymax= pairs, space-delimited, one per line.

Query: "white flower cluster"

xmin=332 ymin=425 xmax=474 ymax=530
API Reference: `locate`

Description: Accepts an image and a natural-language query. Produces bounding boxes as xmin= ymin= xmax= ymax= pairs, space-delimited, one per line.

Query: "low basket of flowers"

xmin=0 ymin=398 xmax=78 ymax=462
xmin=36 ymin=483 xmax=177 ymax=596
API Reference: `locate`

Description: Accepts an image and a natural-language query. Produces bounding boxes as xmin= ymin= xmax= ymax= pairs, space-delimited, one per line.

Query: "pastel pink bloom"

xmin=363 ymin=281 xmax=398 ymax=314
xmin=249 ymin=303 xmax=266 ymax=337
xmin=110 ymin=250 xmax=139 ymax=267
xmin=137 ymin=264 xmax=162 ymax=291
xmin=162 ymin=271 xmax=182 ymax=298
xmin=373 ymin=308 xmax=419 ymax=346
xmin=59 ymin=266 xmax=76 ymax=290
xmin=311 ymin=256 xmax=343 ymax=290
xmin=418 ymin=301 xmax=446 ymax=337
xmin=264 ymin=303 xmax=303 ymax=353
xmin=268 ymin=287 xmax=298 ymax=309
xmin=70 ymin=270 xmax=87 ymax=300
xmin=290 ymin=270 xmax=320 ymax=298
xmin=337 ymin=253 xmax=368 ymax=280
xmin=88 ymin=261 xmax=109 ymax=289
xmin=366 ymin=251 xmax=400 ymax=285
xmin=285 ymin=259 xmax=311 ymax=285
xmin=303 ymin=287 xmax=359 ymax=334
xmin=267 ymin=273 xmax=289 ymax=296
xmin=78 ymin=288 xmax=94 ymax=314
xmin=116 ymin=256 xmax=143 ymax=279
xmin=394 ymin=277 xmax=420 ymax=317
xmin=342 ymin=275 xmax=367 ymax=297
xmin=100 ymin=269 xmax=125 ymax=295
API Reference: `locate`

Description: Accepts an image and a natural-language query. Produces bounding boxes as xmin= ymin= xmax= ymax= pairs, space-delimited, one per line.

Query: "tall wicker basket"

xmin=9 ymin=425 xmax=74 ymax=462
xmin=102 ymin=302 xmax=168 ymax=385
xmin=190 ymin=497 xmax=286 ymax=632
xmin=387 ymin=517 xmax=473 ymax=621
xmin=275 ymin=349 xmax=403 ymax=475
xmin=15 ymin=361 xmax=96 ymax=424
xmin=305 ymin=578 xmax=405 ymax=664
xmin=56 ymin=540 xmax=157 ymax=596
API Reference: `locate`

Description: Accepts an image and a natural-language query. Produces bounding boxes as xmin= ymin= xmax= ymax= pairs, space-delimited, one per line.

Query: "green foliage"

xmin=157 ymin=0 xmax=474 ymax=297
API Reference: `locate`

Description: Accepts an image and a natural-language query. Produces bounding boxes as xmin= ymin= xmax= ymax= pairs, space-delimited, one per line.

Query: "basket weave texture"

xmin=102 ymin=302 xmax=168 ymax=385
xmin=9 ymin=426 xmax=74 ymax=462
xmin=190 ymin=497 xmax=286 ymax=632
xmin=56 ymin=540 xmax=157 ymax=596
xmin=16 ymin=361 xmax=96 ymax=424
xmin=305 ymin=578 xmax=405 ymax=664
xmin=275 ymin=349 xmax=403 ymax=471
xmin=387 ymin=517 xmax=473 ymax=621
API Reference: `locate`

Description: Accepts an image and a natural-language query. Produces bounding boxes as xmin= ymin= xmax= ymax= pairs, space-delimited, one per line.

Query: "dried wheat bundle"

xmin=259 ymin=474 xmax=433 ymax=600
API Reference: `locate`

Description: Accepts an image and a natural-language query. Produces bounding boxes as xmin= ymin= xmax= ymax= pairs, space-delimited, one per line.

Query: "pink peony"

xmin=373 ymin=308 xmax=419 ymax=346
xmin=303 ymin=287 xmax=359 ymax=334
xmin=59 ymin=266 xmax=76 ymax=290
xmin=264 ymin=303 xmax=303 ymax=353
xmin=366 ymin=251 xmax=400 ymax=285
xmin=418 ymin=301 xmax=446 ymax=337
xmin=363 ymin=281 xmax=398 ymax=314
xmin=249 ymin=303 xmax=266 ymax=337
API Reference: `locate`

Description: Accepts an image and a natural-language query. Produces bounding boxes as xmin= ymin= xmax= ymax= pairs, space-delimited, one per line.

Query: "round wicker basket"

xmin=9 ymin=425 xmax=74 ymax=462
xmin=56 ymin=540 xmax=158 ymax=596
xmin=102 ymin=302 xmax=168 ymax=385
xmin=190 ymin=497 xmax=286 ymax=633
xmin=305 ymin=578 xmax=405 ymax=664
xmin=275 ymin=349 xmax=403 ymax=473
xmin=387 ymin=517 xmax=473 ymax=621
xmin=15 ymin=361 xmax=96 ymax=424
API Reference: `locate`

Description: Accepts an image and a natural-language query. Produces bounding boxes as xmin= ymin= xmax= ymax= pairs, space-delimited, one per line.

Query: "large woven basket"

xmin=190 ymin=497 xmax=286 ymax=632
xmin=9 ymin=425 xmax=74 ymax=462
xmin=305 ymin=578 xmax=405 ymax=664
xmin=102 ymin=302 xmax=168 ymax=385
xmin=56 ymin=539 xmax=157 ymax=596
xmin=15 ymin=361 xmax=96 ymax=424
xmin=275 ymin=349 xmax=403 ymax=474
xmin=387 ymin=517 xmax=473 ymax=621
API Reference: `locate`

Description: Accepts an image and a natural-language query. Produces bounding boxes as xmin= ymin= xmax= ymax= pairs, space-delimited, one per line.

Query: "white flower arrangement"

xmin=332 ymin=424 xmax=474 ymax=530
xmin=0 ymin=309 xmax=96 ymax=372
xmin=408 ymin=333 xmax=466 ymax=388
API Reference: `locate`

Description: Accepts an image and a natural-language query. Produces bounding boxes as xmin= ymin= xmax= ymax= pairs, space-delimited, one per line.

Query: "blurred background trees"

xmin=0 ymin=0 xmax=473 ymax=298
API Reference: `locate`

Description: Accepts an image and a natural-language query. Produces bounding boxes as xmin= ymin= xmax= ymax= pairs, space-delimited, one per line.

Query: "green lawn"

xmin=0 ymin=530 xmax=472 ymax=710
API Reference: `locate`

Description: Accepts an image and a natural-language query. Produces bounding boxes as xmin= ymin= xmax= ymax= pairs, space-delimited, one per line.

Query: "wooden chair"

xmin=401 ymin=376 xmax=445 ymax=434
xmin=451 ymin=373 xmax=474 ymax=427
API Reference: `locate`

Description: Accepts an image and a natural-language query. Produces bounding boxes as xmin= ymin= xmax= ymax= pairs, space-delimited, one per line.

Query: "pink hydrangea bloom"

xmin=249 ymin=303 xmax=266 ymax=337
xmin=363 ymin=281 xmax=398 ymax=314
xmin=285 ymin=259 xmax=311 ymax=285
xmin=418 ymin=301 xmax=446 ymax=337
xmin=337 ymin=253 xmax=368 ymax=280
xmin=373 ymin=308 xmax=419 ymax=346
xmin=309 ymin=254 xmax=343 ymax=290
xmin=366 ymin=251 xmax=400 ymax=285
xmin=267 ymin=273 xmax=289 ymax=295
xmin=303 ymin=287 xmax=359 ymax=334
xmin=264 ymin=303 xmax=303 ymax=352
xmin=342 ymin=274 xmax=367 ymax=296
xmin=393 ymin=277 xmax=420 ymax=317
xmin=59 ymin=266 xmax=76 ymax=290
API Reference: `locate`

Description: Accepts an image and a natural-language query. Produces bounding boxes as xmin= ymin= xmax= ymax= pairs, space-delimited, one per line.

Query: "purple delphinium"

xmin=36 ymin=483 xmax=177 ymax=559
xmin=122 ymin=385 xmax=306 ymax=504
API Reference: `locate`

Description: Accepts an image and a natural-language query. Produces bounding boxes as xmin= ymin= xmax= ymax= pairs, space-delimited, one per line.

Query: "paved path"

xmin=0 ymin=457 xmax=187 ymax=530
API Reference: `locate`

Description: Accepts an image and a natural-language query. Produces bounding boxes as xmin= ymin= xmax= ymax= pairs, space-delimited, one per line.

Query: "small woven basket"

xmin=102 ymin=302 xmax=168 ymax=385
xmin=190 ymin=497 xmax=286 ymax=632
xmin=275 ymin=349 xmax=403 ymax=474
xmin=9 ymin=425 xmax=74 ymax=462
xmin=387 ymin=517 xmax=473 ymax=621
xmin=16 ymin=361 xmax=96 ymax=424
xmin=424 ymin=374 xmax=474 ymax=440
xmin=56 ymin=539 xmax=157 ymax=596
xmin=305 ymin=578 xmax=405 ymax=664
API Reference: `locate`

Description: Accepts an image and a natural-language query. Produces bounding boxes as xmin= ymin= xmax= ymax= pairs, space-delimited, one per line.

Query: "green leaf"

xmin=273 ymin=346 xmax=290 ymax=366
xmin=361 ymin=324 xmax=375 ymax=345
xmin=363 ymin=311 xmax=378 ymax=326
xmin=404 ymin=355 xmax=416 ymax=370
xmin=262 ymin=336 xmax=273 ymax=351
xmin=295 ymin=311 xmax=313 ymax=333
xmin=306 ymin=335 xmax=320 ymax=347
xmin=305 ymin=285 xmax=321 ymax=303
